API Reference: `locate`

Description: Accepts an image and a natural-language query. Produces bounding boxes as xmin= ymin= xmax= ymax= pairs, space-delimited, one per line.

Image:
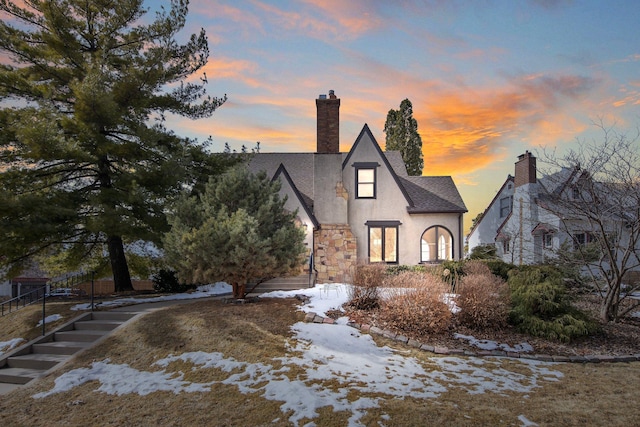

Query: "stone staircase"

xmin=0 ymin=311 xmax=138 ymax=394
xmin=247 ymin=274 xmax=315 ymax=295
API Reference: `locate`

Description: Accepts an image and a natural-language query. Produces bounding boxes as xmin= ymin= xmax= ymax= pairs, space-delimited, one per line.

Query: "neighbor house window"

xmin=499 ymin=196 xmax=512 ymax=218
xmin=421 ymin=226 xmax=453 ymax=262
xmin=503 ymin=239 xmax=511 ymax=254
xmin=366 ymin=221 xmax=399 ymax=263
xmin=543 ymin=233 xmax=553 ymax=248
xmin=573 ymin=232 xmax=593 ymax=249
xmin=354 ymin=162 xmax=379 ymax=199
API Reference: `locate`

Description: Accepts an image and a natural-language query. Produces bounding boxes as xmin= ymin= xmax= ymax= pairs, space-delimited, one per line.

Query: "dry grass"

xmin=1 ymin=297 xmax=640 ymax=426
xmin=0 ymin=301 xmax=83 ymax=345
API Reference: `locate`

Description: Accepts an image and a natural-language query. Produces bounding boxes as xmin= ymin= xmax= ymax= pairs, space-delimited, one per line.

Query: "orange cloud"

xmin=191 ymin=1 xmax=265 ymax=41
xmin=251 ymin=0 xmax=383 ymax=41
xmin=199 ymin=56 xmax=263 ymax=88
xmin=407 ymin=73 xmax=598 ymax=176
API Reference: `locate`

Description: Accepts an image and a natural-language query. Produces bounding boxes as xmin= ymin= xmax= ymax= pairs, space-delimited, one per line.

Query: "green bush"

xmin=508 ymin=266 xmax=596 ymax=342
xmin=484 ymin=259 xmax=515 ymax=281
xmin=152 ymin=269 xmax=197 ymax=293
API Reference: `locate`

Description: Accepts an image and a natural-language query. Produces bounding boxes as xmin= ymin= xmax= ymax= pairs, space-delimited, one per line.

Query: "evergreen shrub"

xmin=508 ymin=266 xmax=596 ymax=342
xmin=152 ymin=269 xmax=196 ymax=293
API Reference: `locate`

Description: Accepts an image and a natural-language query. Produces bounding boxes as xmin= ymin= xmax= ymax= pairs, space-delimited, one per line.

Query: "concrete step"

xmin=7 ymin=354 xmax=70 ymax=370
xmin=74 ymin=320 xmax=123 ymax=331
xmin=32 ymin=341 xmax=92 ymax=355
xmin=0 ymin=367 xmax=46 ymax=384
xmin=91 ymin=311 xmax=137 ymax=321
xmin=250 ymin=275 xmax=313 ymax=293
xmin=55 ymin=329 xmax=109 ymax=342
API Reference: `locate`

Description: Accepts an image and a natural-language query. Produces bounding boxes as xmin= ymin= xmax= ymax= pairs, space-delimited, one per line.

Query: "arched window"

xmin=421 ymin=226 xmax=453 ymax=262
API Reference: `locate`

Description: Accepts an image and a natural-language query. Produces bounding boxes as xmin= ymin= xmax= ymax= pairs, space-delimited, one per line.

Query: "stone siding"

xmin=314 ymin=224 xmax=357 ymax=283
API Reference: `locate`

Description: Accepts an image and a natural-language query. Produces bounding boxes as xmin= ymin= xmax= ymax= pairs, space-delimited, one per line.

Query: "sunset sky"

xmin=3 ymin=1 xmax=640 ymax=233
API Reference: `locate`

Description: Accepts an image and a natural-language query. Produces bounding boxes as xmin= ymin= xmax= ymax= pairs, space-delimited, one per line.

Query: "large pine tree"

xmin=0 ymin=0 xmax=229 ymax=291
xmin=384 ymin=99 xmax=424 ymax=176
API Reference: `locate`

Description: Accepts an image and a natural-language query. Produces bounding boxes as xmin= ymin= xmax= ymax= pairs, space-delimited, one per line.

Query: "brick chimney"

xmin=514 ymin=151 xmax=537 ymax=187
xmin=316 ymin=90 xmax=340 ymax=153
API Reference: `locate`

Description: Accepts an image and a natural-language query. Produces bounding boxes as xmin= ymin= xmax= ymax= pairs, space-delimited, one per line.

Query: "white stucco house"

xmin=468 ymin=151 xmax=640 ymax=272
xmin=247 ymin=91 xmax=467 ymax=283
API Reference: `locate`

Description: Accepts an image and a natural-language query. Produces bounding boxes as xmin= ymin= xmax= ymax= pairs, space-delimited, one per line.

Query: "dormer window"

xmin=354 ymin=162 xmax=379 ymax=199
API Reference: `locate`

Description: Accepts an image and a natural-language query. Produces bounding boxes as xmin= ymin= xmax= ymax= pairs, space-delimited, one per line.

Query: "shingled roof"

xmin=247 ymin=150 xmax=467 ymax=215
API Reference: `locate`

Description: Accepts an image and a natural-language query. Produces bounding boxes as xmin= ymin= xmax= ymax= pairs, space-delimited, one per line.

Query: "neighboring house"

xmin=248 ymin=91 xmax=467 ymax=283
xmin=0 ymin=265 xmax=50 ymax=298
xmin=468 ymin=151 xmax=638 ymax=266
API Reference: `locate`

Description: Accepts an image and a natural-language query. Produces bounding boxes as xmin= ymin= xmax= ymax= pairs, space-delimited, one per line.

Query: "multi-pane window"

xmin=354 ymin=162 xmax=379 ymax=199
xmin=356 ymin=168 xmax=376 ymax=198
xmin=503 ymin=239 xmax=511 ymax=254
xmin=543 ymin=233 xmax=553 ymax=248
xmin=367 ymin=221 xmax=399 ymax=263
xmin=420 ymin=226 xmax=453 ymax=262
xmin=499 ymin=196 xmax=512 ymax=218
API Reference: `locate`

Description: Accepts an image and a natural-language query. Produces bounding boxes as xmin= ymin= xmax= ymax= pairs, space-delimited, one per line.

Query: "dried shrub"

xmin=379 ymin=272 xmax=452 ymax=337
xmin=346 ymin=264 xmax=385 ymax=310
xmin=462 ymin=260 xmax=492 ymax=276
xmin=456 ymin=273 xmax=511 ymax=330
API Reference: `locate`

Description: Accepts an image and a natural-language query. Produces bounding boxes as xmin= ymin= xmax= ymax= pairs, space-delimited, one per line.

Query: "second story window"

xmin=499 ymin=196 xmax=512 ymax=218
xmin=354 ymin=162 xmax=379 ymax=199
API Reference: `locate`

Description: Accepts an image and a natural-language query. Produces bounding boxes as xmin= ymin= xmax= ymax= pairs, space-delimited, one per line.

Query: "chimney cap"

xmin=318 ymin=94 xmax=327 ymax=99
xmin=329 ymin=89 xmax=336 ymax=99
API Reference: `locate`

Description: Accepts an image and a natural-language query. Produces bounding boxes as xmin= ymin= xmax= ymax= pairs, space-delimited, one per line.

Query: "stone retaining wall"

xmin=302 ymin=310 xmax=640 ymax=364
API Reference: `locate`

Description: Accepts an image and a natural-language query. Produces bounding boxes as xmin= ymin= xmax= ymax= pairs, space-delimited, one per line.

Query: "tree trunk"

xmin=600 ymin=284 xmax=619 ymax=322
xmin=232 ymin=282 xmax=246 ymax=299
xmin=108 ymin=235 xmax=134 ymax=292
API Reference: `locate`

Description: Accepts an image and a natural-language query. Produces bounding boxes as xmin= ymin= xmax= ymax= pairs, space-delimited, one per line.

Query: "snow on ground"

xmin=0 ymin=338 xmax=25 ymax=356
xmin=70 ymin=282 xmax=232 ymax=311
xmin=454 ymin=333 xmax=535 ymax=353
xmin=33 ymin=282 xmax=560 ymax=426
xmin=36 ymin=314 xmax=63 ymax=327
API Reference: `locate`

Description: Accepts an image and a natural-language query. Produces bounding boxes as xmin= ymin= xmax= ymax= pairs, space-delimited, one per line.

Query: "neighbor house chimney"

xmin=316 ymin=90 xmax=340 ymax=153
xmin=514 ymin=151 xmax=537 ymax=187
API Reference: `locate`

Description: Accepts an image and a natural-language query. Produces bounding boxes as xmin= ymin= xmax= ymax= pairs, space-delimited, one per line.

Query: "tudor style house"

xmin=248 ymin=91 xmax=467 ymax=283
xmin=467 ymin=151 xmax=640 ymax=268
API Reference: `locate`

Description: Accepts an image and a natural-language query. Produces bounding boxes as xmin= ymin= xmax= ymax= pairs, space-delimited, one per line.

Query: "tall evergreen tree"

xmin=0 ymin=0 xmax=230 ymax=291
xmin=383 ymin=99 xmax=424 ymax=176
xmin=164 ymin=166 xmax=306 ymax=299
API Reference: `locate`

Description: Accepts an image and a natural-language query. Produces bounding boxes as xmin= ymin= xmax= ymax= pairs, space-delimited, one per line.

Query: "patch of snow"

xmin=454 ymin=333 xmax=534 ymax=353
xmin=36 ymin=314 xmax=63 ymax=327
xmin=32 ymin=282 xmax=564 ymax=425
xmin=0 ymin=338 xmax=25 ymax=356
xmin=259 ymin=283 xmax=351 ymax=317
xmin=32 ymin=359 xmax=212 ymax=399
xmin=33 ymin=321 xmax=563 ymax=426
xmin=518 ymin=414 xmax=540 ymax=426
xmin=70 ymin=282 xmax=232 ymax=311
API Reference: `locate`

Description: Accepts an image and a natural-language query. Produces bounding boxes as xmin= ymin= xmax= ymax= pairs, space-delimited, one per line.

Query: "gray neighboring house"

xmin=468 ymin=151 xmax=640 ymax=270
xmin=248 ymin=91 xmax=467 ymax=283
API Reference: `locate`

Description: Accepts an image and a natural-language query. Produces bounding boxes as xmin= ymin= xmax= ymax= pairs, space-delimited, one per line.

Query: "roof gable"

xmin=272 ymin=164 xmax=319 ymax=228
xmin=342 ymin=124 xmax=414 ymax=207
